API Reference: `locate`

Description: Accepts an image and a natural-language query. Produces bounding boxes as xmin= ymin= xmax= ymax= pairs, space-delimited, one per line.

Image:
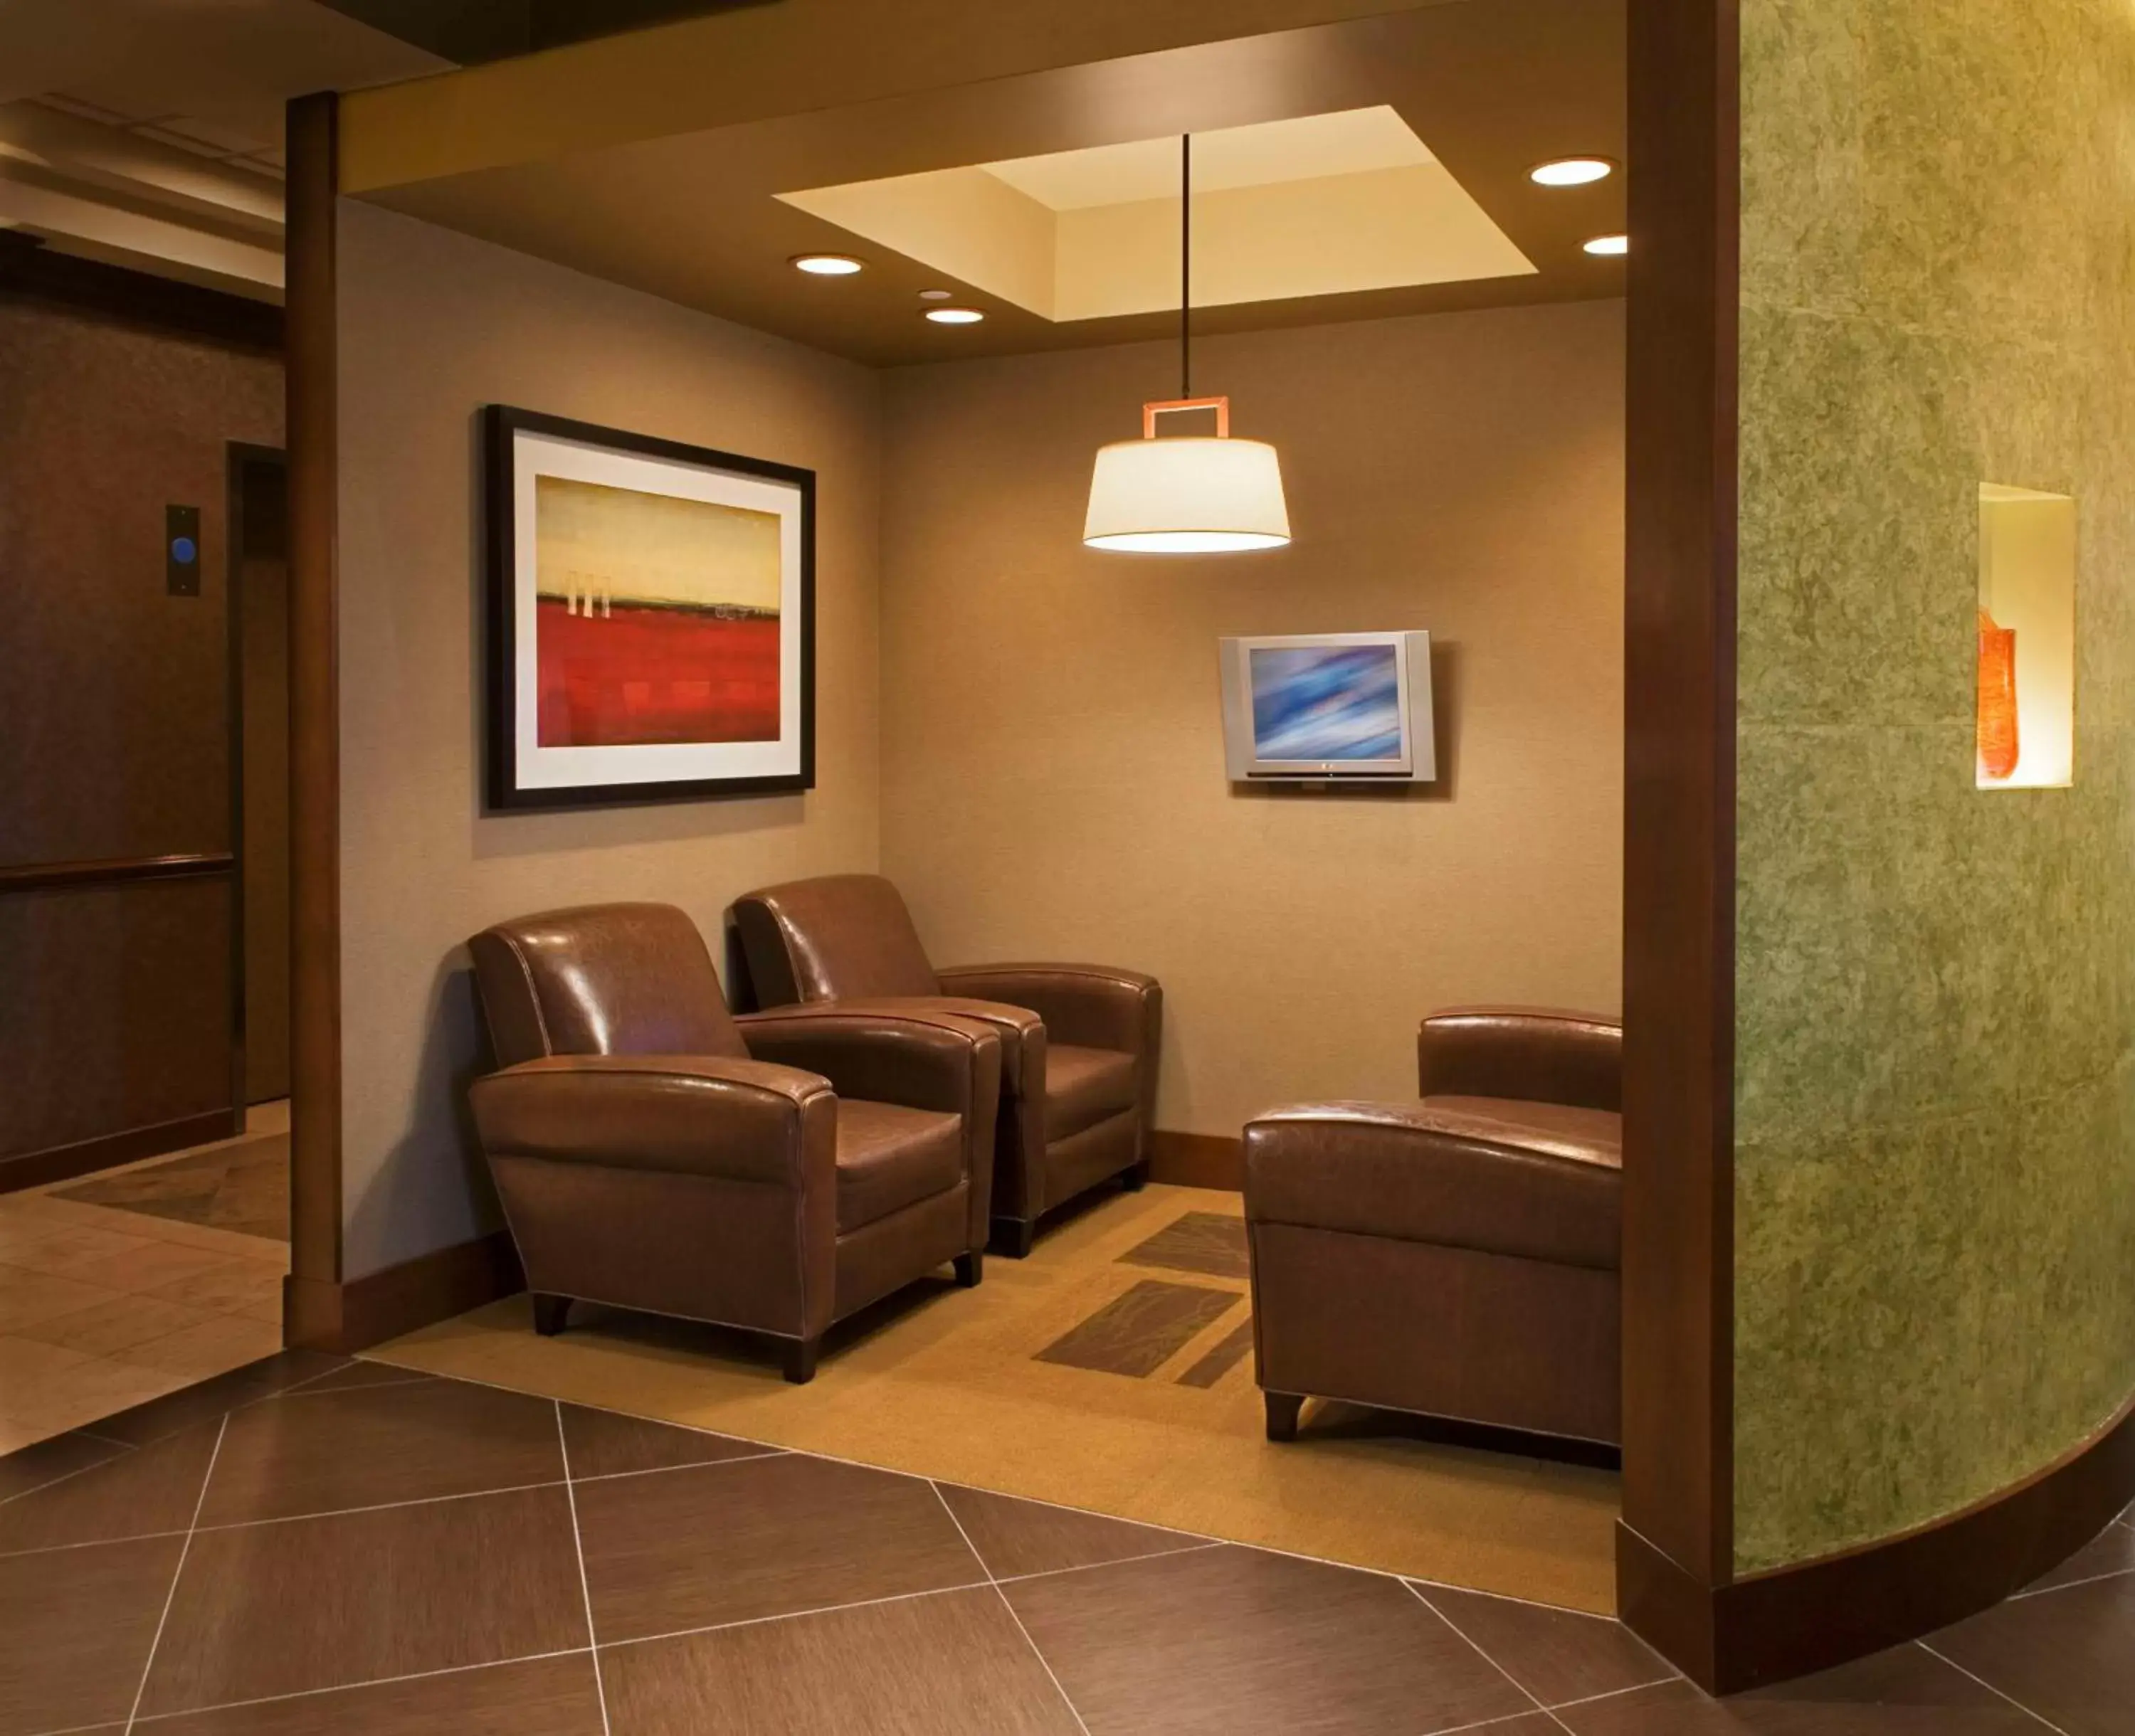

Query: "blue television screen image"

xmin=1248 ymin=643 xmax=1405 ymax=761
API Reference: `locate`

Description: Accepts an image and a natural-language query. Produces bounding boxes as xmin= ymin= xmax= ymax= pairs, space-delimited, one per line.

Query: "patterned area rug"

xmin=371 ymin=1184 xmax=1619 ymax=1612
xmin=58 ymin=1133 xmax=289 ymax=1242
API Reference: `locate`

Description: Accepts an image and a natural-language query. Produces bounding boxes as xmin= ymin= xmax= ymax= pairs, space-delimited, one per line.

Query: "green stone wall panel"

xmin=1736 ymin=0 xmax=2135 ymax=1572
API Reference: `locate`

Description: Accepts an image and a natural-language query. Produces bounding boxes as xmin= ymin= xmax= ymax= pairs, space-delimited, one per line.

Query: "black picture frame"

xmin=482 ymin=403 xmax=816 ymax=810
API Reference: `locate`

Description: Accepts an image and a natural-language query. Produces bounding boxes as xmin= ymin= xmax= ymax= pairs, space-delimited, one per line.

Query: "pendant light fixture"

xmin=1082 ymin=135 xmax=1291 ymax=554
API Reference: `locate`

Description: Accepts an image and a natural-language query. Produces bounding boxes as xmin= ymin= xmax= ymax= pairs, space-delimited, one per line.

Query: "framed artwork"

xmin=483 ymin=404 xmax=815 ymax=809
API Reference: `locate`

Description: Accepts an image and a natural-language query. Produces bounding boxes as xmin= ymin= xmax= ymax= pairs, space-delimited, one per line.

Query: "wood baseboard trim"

xmin=285 ymin=1229 xmax=524 ymax=1355
xmin=1148 ymin=1130 xmax=1242 ymax=1191
xmin=1620 ymin=1392 xmax=2135 ymax=1694
xmin=0 ymin=1109 xmax=241 ymax=1197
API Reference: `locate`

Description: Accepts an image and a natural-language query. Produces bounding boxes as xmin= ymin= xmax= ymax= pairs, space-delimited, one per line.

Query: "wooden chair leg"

xmin=782 ymin=1335 xmax=821 ymax=1385
xmin=1264 ymin=1391 xmax=1304 ymax=1442
xmin=954 ymin=1251 xmax=984 ymax=1288
xmin=532 ymin=1294 xmax=571 ymax=1338
xmin=990 ymin=1216 xmax=1036 ymax=1259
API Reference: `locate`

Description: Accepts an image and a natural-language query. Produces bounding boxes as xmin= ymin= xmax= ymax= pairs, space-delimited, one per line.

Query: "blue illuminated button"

xmin=172 ymin=536 xmax=197 ymax=564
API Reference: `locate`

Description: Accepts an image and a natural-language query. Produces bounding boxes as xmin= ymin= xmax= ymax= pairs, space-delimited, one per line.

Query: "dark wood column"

xmin=1617 ymin=0 xmax=1740 ymax=1688
xmin=283 ymin=90 xmax=345 ymax=1343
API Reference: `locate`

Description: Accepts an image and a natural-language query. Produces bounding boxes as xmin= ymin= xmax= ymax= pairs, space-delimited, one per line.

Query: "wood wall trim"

xmin=285 ymin=1229 xmax=524 ymax=1354
xmin=0 ymin=853 xmax=235 ymax=895
xmin=1623 ymin=1394 xmax=2135 ymax=1694
xmin=285 ymin=92 xmax=342 ymax=1290
xmin=0 ymin=1109 xmax=242 ymax=1197
xmin=1618 ymin=0 xmax=1741 ymax=1656
xmin=0 ymin=232 xmax=283 ymax=354
xmin=1147 ymin=1130 xmax=1243 ymax=1191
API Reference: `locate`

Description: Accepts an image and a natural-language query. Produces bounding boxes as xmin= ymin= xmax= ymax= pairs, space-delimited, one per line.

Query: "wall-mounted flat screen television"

xmin=1218 ymin=631 xmax=1435 ymax=783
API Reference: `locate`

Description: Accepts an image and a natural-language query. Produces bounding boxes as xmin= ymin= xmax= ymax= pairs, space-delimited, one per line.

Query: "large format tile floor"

xmin=1 ymin=1352 xmax=2129 ymax=1735
xmin=0 ymin=1111 xmax=290 ymax=1454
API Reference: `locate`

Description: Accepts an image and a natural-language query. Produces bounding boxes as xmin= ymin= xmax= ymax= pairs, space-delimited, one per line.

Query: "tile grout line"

xmin=603 ymin=1577 xmax=999 ymax=1653
xmin=992 ymin=1539 xmax=1225 ymax=1584
xmin=122 ymin=1412 xmax=226 ymax=1734
xmin=124 ymin=1647 xmax=596 ymax=1729
xmin=553 ymin=1401 xmax=613 ymax=1736
xmin=0 ymin=1443 xmax=142 ymax=1510
xmin=1916 ymin=1641 xmax=2074 ymax=1736
xmin=928 ymin=1479 xmax=1094 ymax=1736
xmin=1542 ymin=1676 xmax=1685 ymax=1713
xmin=2010 ymin=1563 xmax=2135 ymax=1599
xmin=1403 ymin=1581 xmax=1573 ymax=1736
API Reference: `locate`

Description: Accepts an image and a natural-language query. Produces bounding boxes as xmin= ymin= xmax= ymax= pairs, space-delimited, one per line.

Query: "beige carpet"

xmin=370 ymin=1182 xmax=1619 ymax=1612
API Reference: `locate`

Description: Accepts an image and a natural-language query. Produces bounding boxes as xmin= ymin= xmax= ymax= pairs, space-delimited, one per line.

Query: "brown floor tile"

xmin=1418 ymin=1583 xmax=1676 ymax=1707
xmin=1034 ymin=1279 xmax=1240 ymax=1378
xmin=117 ymin=1310 xmax=287 ymax=1379
xmin=937 ymin=1483 xmax=1204 ymax=1580
xmin=0 ymin=1427 xmax=130 ymax=1501
xmin=137 ymin=1653 xmax=605 ymax=1735
xmin=281 ymin=1361 xmax=439 ymax=1397
xmin=0 ymin=1531 xmax=184 ymax=1735
xmin=573 ymin=1451 xmax=984 ymax=1642
xmin=2018 ymin=1514 xmax=2135 ymax=1594
xmin=59 ymin=1134 xmax=290 ymax=1242
xmin=144 ymin=1258 xmax=288 ymax=1318
xmin=197 ymin=1376 xmax=564 ymax=1526
xmin=1117 ymin=1210 xmax=1250 ymax=1281
xmin=1927 ymin=1570 xmax=2135 ymax=1735
xmin=0 ymin=1423 xmax=216 ymax=1553
xmin=88 ymin=1348 xmax=347 ymax=1444
xmin=560 ymin=1402 xmax=772 ymax=1480
xmin=1553 ymin=1646 xmax=2048 ymax=1733
xmin=63 ymin=1239 xmax=247 ymax=1296
xmin=0 ymin=1262 xmax=117 ymax=1333
xmin=602 ymin=1584 xmax=1080 ymax=1736
xmin=1003 ymin=1544 xmax=1532 ymax=1736
xmin=139 ymin=1485 xmax=588 ymax=1715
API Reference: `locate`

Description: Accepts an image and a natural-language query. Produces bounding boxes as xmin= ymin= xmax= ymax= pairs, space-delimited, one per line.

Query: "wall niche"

xmin=1976 ymin=483 xmax=2075 ymax=790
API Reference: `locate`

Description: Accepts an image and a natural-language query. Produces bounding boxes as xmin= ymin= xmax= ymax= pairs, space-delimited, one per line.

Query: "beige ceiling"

xmin=779 ymin=107 xmax=1536 ymax=324
xmin=0 ymin=0 xmax=445 ymax=297
xmin=352 ymin=0 xmax=1626 ymax=366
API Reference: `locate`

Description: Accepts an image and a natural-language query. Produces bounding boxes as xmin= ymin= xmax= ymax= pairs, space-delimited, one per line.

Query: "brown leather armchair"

xmin=731 ymin=874 xmax=1160 ymax=1256
xmin=1243 ymin=1007 xmax=1622 ymax=1446
xmin=465 ymin=902 xmax=1001 ymax=1382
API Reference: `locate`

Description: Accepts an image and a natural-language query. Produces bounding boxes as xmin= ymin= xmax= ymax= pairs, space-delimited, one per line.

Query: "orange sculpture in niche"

xmin=1977 ymin=608 xmax=2019 ymax=780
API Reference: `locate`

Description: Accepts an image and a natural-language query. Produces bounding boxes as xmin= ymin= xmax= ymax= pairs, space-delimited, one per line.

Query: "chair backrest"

xmin=469 ymin=903 xmax=747 ymax=1069
xmin=1417 ymin=1007 xmax=1623 ymax=1114
xmin=731 ymin=874 xmax=939 ymax=1005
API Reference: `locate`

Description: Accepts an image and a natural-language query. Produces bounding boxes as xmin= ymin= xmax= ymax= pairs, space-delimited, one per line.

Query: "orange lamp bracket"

xmin=1142 ymin=396 xmax=1231 ymax=439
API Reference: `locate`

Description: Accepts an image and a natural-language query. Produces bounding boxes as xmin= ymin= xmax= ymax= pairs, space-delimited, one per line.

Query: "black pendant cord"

xmin=1180 ymin=132 xmax=1191 ymax=400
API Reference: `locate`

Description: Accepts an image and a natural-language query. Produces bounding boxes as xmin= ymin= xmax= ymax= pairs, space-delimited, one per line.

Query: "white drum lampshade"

xmin=1083 ymin=397 xmax=1291 ymax=554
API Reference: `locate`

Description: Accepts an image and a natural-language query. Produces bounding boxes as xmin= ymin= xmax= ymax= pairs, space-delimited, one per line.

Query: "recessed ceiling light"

xmin=917 ymin=288 xmax=954 ymax=301
xmin=1583 ymin=233 xmax=1629 ymax=256
xmin=791 ymin=253 xmax=864 ymax=275
xmin=924 ymin=307 xmax=985 ymax=324
xmin=1530 ymin=157 xmax=1615 ymax=187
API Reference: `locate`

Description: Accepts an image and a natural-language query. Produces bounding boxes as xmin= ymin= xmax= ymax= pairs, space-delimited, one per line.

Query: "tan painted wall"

xmin=335 ymin=201 xmax=882 ymax=1276
xmin=879 ymin=300 xmax=1625 ymax=1136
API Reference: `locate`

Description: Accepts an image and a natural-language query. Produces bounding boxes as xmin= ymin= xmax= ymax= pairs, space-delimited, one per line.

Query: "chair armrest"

xmin=1416 ymin=1007 xmax=1621 ymax=1112
xmin=734 ymin=1008 xmax=1002 ymax=1121
xmin=1243 ymin=1101 xmax=1620 ymax=1271
xmin=469 ymin=1054 xmax=835 ymax=1190
xmin=936 ymin=964 xmax=1160 ymax=1059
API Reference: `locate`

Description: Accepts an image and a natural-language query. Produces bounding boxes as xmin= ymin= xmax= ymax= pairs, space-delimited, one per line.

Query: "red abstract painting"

xmin=534 ymin=475 xmax=782 ymax=748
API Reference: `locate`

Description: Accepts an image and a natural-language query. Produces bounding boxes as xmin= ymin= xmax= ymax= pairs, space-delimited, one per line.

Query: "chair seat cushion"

xmin=835 ymin=1099 xmax=964 ymax=1232
xmin=1243 ymin=1096 xmax=1622 ymax=1271
xmin=1045 ymin=1044 xmax=1138 ymax=1140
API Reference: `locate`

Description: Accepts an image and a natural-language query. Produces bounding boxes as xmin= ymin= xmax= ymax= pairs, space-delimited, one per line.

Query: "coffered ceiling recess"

xmin=778 ymin=107 xmax=1534 ymax=324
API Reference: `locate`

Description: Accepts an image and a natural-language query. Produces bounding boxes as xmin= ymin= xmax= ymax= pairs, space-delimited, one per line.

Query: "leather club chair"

xmin=465 ymin=902 xmax=1001 ymax=1383
xmin=731 ymin=874 xmax=1160 ymax=1256
xmin=1243 ymin=1007 xmax=1622 ymax=1446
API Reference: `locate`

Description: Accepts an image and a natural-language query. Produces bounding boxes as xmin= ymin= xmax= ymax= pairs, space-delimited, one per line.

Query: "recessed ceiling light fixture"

xmin=917 ymin=288 xmax=954 ymax=301
xmin=791 ymin=253 xmax=864 ymax=275
xmin=1583 ymin=233 xmax=1629 ymax=256
xmin=1529 ymin=157 xmax=1615 ymax=187
xmin=1082 ymin=134 xmax=1290 ymax=556
xmin=924 ymin=306 xmax=986 ymax=324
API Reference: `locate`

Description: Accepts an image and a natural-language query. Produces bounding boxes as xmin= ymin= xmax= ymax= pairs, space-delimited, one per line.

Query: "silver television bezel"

xmin=1219 ymin=630 xmax=1435 ymax=783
